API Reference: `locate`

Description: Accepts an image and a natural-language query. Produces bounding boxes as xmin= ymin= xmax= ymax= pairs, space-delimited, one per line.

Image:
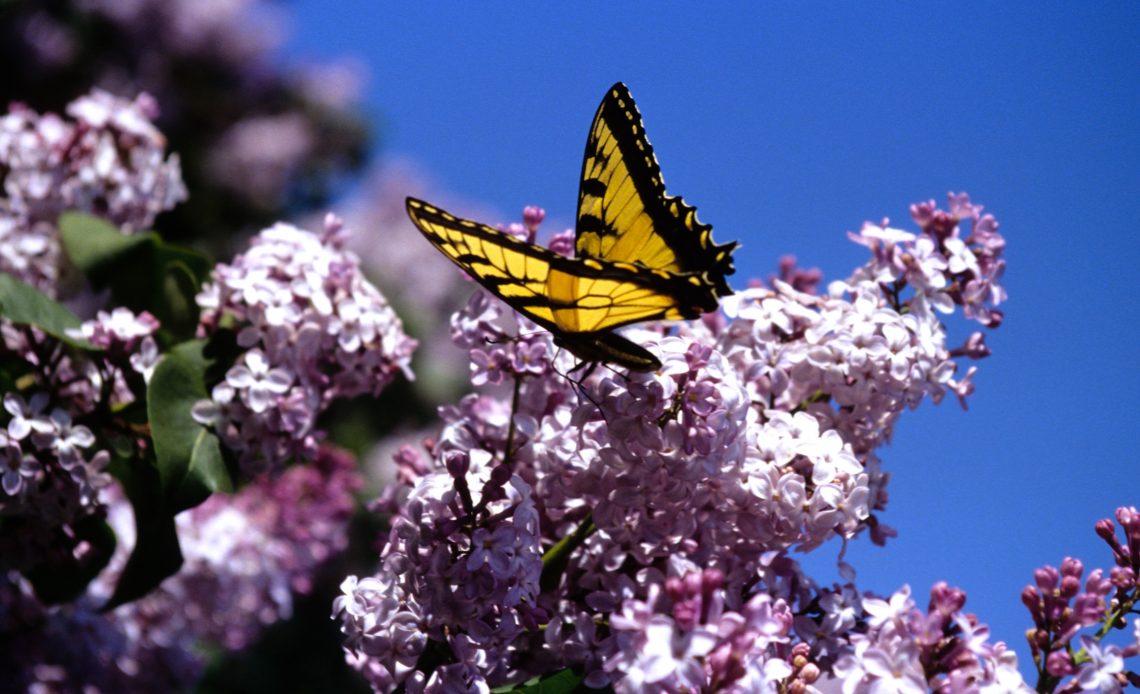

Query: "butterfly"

xmin=406 ymin=83 xmax=737 ymax=371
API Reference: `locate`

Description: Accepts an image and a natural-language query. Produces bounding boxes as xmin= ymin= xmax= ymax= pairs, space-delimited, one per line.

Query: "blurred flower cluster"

xmin=194 ymin=214 xmax=417 ymax=474
xmin=0 ymin=89 xmax=179 ymax=579
xmin=0 ymin=445 xmax=363 ymax=690
xmin=333 ymin=195 xmax=1024 ymax=691
xmin=0 ymin=90 xmax=186 ymax=293
xmin=0 ymin=0 xmax=369 ymax=248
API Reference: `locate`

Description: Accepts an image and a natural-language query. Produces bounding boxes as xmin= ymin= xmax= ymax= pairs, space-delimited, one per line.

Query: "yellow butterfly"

xmin=406 ymin=83 xmax=736 ymax=371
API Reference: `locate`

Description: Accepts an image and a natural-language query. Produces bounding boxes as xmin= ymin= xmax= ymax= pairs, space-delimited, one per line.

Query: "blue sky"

xmin=288 ymin=2 xmax=1140 ymax=679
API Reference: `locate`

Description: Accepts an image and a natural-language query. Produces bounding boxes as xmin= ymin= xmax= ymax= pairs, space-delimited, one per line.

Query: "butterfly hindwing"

xmin=576 ymin=83 xmax=737 ymax=297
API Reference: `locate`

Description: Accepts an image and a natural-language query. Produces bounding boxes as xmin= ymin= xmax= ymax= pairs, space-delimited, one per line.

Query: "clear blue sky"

xmin=287 ymin=2 xmax=1140 ymax=678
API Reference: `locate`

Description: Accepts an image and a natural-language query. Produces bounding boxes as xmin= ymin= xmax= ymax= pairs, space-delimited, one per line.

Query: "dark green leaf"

xmin=102 ymin=453 xmax=182 ymax=610
xmin=492 ymin=669 xmax=587 ymax=693
xmin=0 ymin=273 xmax=93 ymax=349
xmin=162 ymin=260 xmax=202 ymax=337
xmin=58 ymin=212 xmax=212 ymax=341
xmin=148 ymin=340 xmax=232 ymax=512
xmin=57 ymin=212 xmax=151 ymax=274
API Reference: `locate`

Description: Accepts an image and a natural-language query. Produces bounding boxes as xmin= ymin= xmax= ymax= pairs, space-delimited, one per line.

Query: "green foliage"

xmin=0 ymin=273 xmax=93 ymax=349
xmin=147 ymin=339 xmax=232 ymax=512
xmin=493 ymin=670 xmax=588 ymax=693
xmin=101 ymin=450 xmax=182 ymax=611
xmin=58 ymin=212 xmax=211 ymax=341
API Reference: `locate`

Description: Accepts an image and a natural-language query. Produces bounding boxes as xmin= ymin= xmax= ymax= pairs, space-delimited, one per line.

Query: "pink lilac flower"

xmin=0 ymin=90 xmax=186 ymax=294
xmin=829 ymin=584 xmax=1030 ymax=693
xmin=338 ymin=196 xmax=1008 ymax=691
xmin=195 ymin=214 xmax=415 ymax=473
xmin=0 ymin=445 xmax=362 ymax=690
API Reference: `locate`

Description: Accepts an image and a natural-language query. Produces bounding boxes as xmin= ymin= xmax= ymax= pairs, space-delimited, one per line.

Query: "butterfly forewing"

xmin=576 ymin=83 xmax=737 ymax=297
xmin=406 ymin=198 xmax=701 ymax=338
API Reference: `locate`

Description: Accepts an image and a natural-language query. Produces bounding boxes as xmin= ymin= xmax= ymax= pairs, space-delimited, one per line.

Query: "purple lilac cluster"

xmin=335 ymin=195 xmax=1014 ymax=691
xmin=0 ymin=445 xmax=363 ymax=690
xmin=0 ymin=90 xmax=187 ymax=294
xmin=1020 ymin=507 xmax=1140 ymax=691
xmin=827 ymin=583 xmax=1026 ymax=692
xmin=340 ymin=163 xmax=533 ymax=396
xmin=0 ymin=308 xmax=159 ymax=576
xmin=194 ymin=214 xmax=416 ymax=473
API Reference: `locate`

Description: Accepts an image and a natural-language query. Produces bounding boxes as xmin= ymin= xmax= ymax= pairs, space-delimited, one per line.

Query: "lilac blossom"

xmin=0 ymin=445 xmax=363 ymax=690
xmin=0 ymin=90 xmax=186 ymax=294
xmin=828 ymin=583 xmax=1029 ymax=692
xmin=0 ymin=307 xmax=160 ymax=575
xmin=194 ymin=214 xmax=416 ymax=473
xmin=336 ymin=195 xmax=1014 ymax=691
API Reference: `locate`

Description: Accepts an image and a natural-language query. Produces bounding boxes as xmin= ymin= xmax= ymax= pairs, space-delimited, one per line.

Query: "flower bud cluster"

xmin=337 ymin=195 xmax=1008 ymax=691
xmin=0 ymin=90 xmax=187 ymax=293
xmin=1019 ymin=507 xmax=1140 ymax=691
xmin=195 ymin=214 xmax=416 ymax=473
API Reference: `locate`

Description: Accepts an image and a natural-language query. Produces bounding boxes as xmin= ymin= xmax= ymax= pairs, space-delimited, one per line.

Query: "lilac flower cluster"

xmin=194 ymin=214 xmax=416 ymax=473
xmin=5 ymin=0 xmax=370 ymax=244
xmin=336 ymin=195 xmax=1010 ymax=690
xmin=827 ymin=583 xmax=1027 ymax=692
xmin=0 ymin=445 xmax=363 ymax=690
xmin=0 ymin=308 xmax=159 ymax=576
xmin=1020 ymin=507 xmax=1140 ymax=691
xmin=0 ymin=90 xmax=187 ymax=294
xmin=340 ymin=163 xmax=520 ymax=397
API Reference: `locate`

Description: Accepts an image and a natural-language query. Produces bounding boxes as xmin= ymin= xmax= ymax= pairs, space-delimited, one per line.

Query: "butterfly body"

xmin=406 ymin=83 xmax=737 ymax=372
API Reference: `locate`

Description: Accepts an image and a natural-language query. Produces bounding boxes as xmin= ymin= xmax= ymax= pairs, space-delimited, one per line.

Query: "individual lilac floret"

xmin=0 ymin=89 xmax=187 ymax=294
xmin=0 ymin=445 xmax=362 ymax=689
xmin=195 ymin=214 xmax=416 ymax=473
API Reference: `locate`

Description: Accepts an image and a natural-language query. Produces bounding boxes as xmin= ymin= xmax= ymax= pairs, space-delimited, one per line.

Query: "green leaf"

xmin=57 ymin=213 xmax=151 ymax=274
xmin=0 ymin=273 xmax=93 ymax=349
xmin=148 ymin=340 xmax=232 ymax=512
xmin=492 ymin=670 xmax=586 ymax=693
xmin=58 ymin=212 xmax=212 ymax=341
xmin=25 ymin=517 xmax=117 ymax=604
xmin=102 ymin=453 xmax=182 ymax=610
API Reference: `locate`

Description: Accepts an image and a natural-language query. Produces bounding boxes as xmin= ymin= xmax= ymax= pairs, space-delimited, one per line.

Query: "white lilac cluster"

xmin=0 ymin=308 xmax=159 ymax=575
xmin=194 ymin=214 xmax=416 ymax=473
xmin=0 ymin=445 xmax=363 ymax=690
xmin=0 ymin=89 xmax=187 ymax=294
xmin=335 ymin=194 xmax=1009 ymax=691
